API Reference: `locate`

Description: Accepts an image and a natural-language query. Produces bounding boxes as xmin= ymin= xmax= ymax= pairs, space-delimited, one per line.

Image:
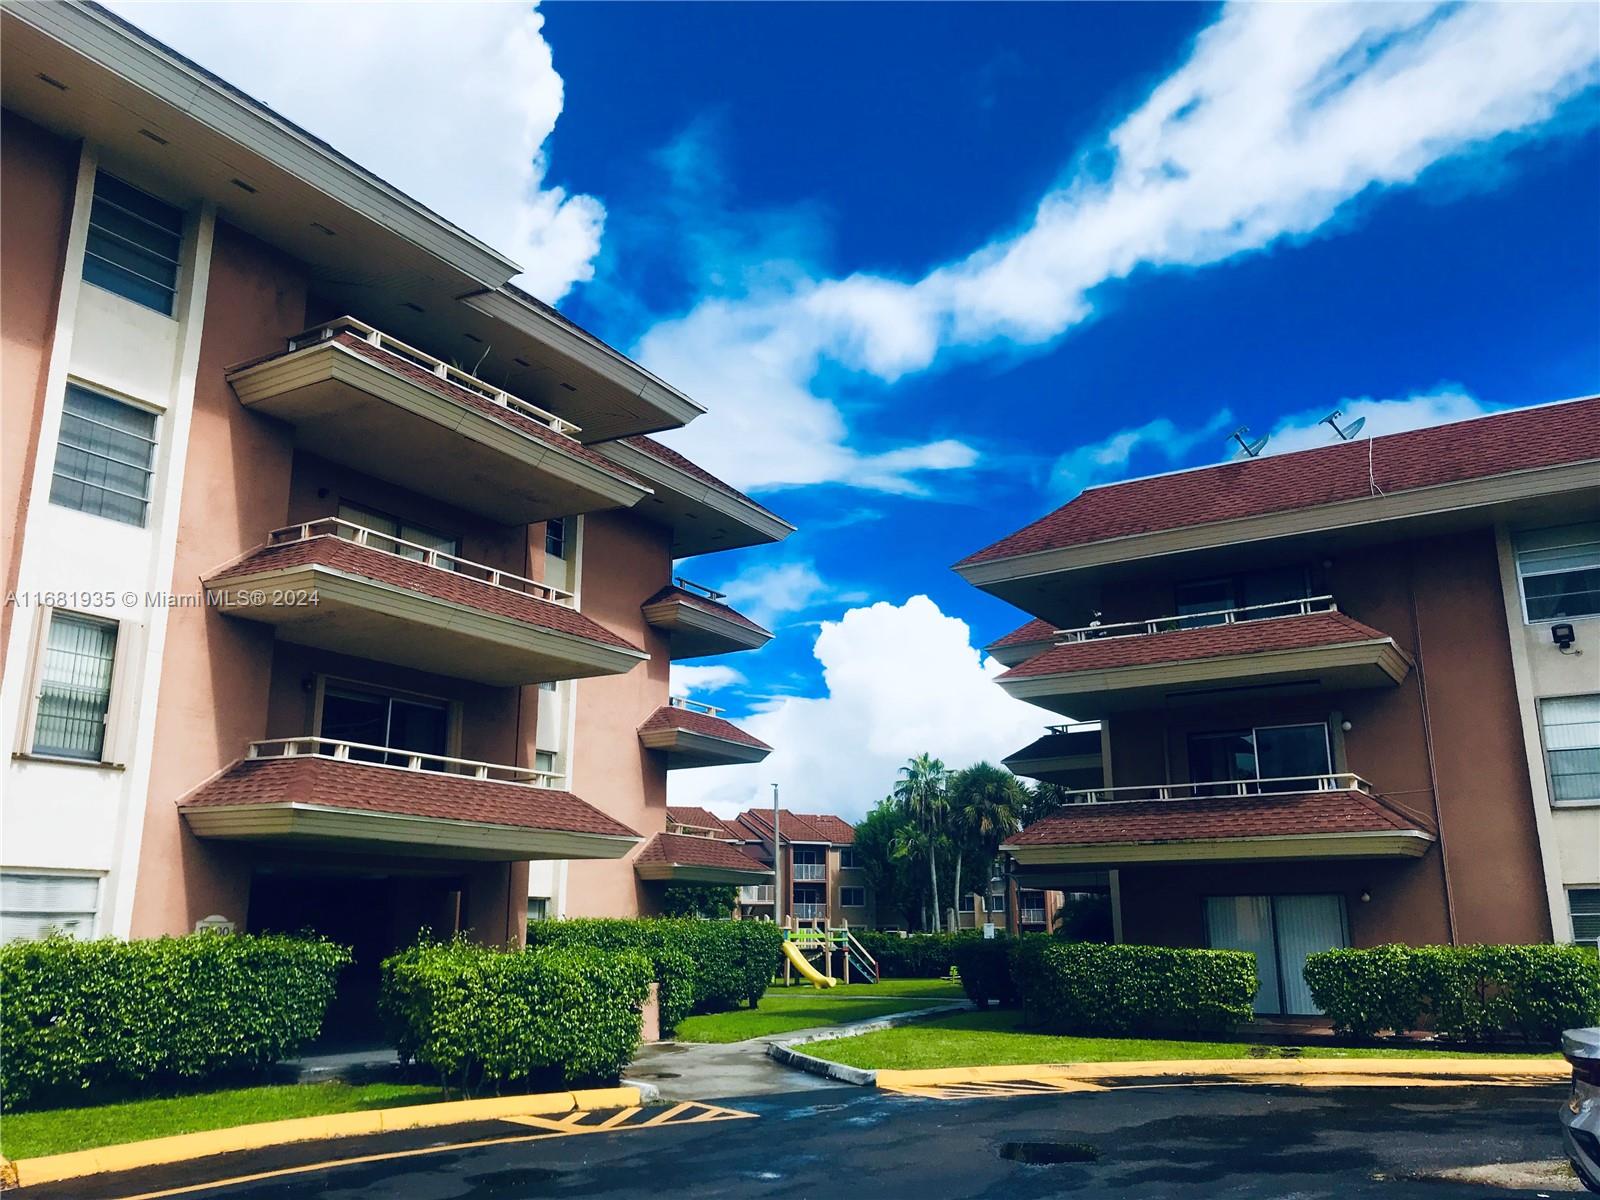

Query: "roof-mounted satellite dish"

xmin=1229 ymin=426 xmax=1268 ymax=458
xmin=1320 ymin=410 xmax=1366 ymax=441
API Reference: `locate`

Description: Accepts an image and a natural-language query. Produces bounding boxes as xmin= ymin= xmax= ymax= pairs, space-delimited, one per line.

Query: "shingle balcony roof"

xmin=623 ymin=436 xmax=789 ymax=526
xmin=634 ymin=832 xmax=774 ymax=884
xmin=666 ymin=805 xmax=744 ymax=840
xmin=638 ymin=702 xmax=772 ymax=769
xmin=795 ymin=814 xmax=856 ymax=846
xmin=960 ymin=395 xmax=1600 ymax=568
xmin=735 ymin=809 xmax=833 ymax=845
xmin=641 ymin=583 xmax=773 ymax=660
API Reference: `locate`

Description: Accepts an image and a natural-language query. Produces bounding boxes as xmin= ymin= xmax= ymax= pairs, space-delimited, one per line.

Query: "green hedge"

xmin=381 ymin=940 xmax=650 ymax=1094
xmin=1304 ymin=944 xmax=1600 ymax=1043
xmin=856 ymin=931 xmax=978 ymax=978
xmin=0 ymin=933 xmax=349 ymax=1111
xmin=951 ymin=935 xmax=1020 ymax=1007
xmin=1014 ymin=940 xmax=1257 ymax=1035
xmin=525 ymin=919 xmax=782 ymax=1028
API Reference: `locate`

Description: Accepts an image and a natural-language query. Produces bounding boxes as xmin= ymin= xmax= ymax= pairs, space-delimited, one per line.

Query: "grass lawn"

xmin=812 ymin=1009 xmax=1564 ymax=1071
xmin=0 ymin=1081 xmax=444 ymax=1161
xmin=673 ymin=977 xmax=964 ymax=1043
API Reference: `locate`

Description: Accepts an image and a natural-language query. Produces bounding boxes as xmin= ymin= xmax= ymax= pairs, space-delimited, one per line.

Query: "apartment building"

xmin=717 ymin=808 xmax=872 ymax=927
xmin=0 ymin=2 xmax=790 ymax=998
xmin=957 ymin=397 xmax=1600 ymax=1014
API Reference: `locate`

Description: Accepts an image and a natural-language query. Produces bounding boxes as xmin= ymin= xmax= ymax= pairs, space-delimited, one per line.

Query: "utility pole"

xmin=771 ymin=782 xmax=782 ymax=926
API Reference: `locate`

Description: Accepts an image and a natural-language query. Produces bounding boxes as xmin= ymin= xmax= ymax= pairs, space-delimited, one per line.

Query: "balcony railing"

xmin=1020 ymin=908 xmax=1047 ymax=925
xmin=268 ymin=518 xmax=577 ymax=606
xmin=667 ymin=695 xmax=724 ymax=716
xmin=1053 ymin=773 xmax=1373 ymax=805
xmin=739 ymin=885 xmax=776 ymax=904
xmin=672 ymin=576 xmax=728 ymax=601
xmin=793 ymin=903 xmax=827 ymax=921
xmin=792 ymin=863 xmax=826 ymax=881
xmin=247 ymin=736 xmax=566 ymax=789
xmin=1055 ymin=596 xmax=1336 ymax=644
xmin=286 ymin=317 xmax=581 ymax=437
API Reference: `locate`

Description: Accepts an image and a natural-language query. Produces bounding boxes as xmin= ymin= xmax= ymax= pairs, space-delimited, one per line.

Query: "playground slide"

xmin=781 ymin=939 xmax=837 ymax=988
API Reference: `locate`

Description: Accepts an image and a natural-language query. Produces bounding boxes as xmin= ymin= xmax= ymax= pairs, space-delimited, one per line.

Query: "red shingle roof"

xmin=1007 ymin=788 xmax=1431 ymax=848
xmin=666 ymin=805 xmax=742 ymax=839
xmin=643 ymin=585 xmax=771 ymax=637
xmin=986 ymin=618 xmax=1057 ymax=653
xmin=639 ymin=706 xmax=771 ymax=751
xmin=206 ymin=535 xmax=642 ymax=652
xmin=179 ymin=755 xmax=640 ymax=838
xmin=622 ymin=436 xmax=788 ymax=525
xmin=999 ymin=611 xmax=1400 ymax=679
xmin=960 ymin=396 xmax=1600 ymax=567
xmin=735 ymin=808 xmax=833 ymax=844
xmin=796 ymin=813 xmax=856 ymax=845
xmin=635 ymin=832 xmax=772 ymax=875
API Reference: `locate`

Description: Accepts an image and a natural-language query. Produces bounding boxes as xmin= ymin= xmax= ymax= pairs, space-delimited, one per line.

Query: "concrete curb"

xmin=767 ymin=1001 xmax=972 ymax=1085
xmin=874 ymin=1057 xmax=1570 ymax=1090
xmin=5 ymin=1084 xmax=643 ymax=1189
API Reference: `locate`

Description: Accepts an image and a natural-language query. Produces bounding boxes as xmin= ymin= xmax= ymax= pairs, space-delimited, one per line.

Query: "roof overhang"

xmin=642 ymin=595 xmax=772 ymax=660
xmin=228 ymin=340 xmax=649 ymax=523
xmin=634 ymin=857 xmax=772 ymax=885
xmin=594 ymin=439 xmax=794 ymax=557
xmin=181 ymin=801 xmax=640 ymax=863
xmin=1003 ymin=829 xmax=1437 ymax=867
xmin=989 ymin=640 xmax=1057 ymax=668
xmin=1000 ymin=639 xmax=1413 ymax=719
xmin=638 ymin=727 xmax=772 ymax=770
xmin=208 ymin=563 xmax=648 ymax=686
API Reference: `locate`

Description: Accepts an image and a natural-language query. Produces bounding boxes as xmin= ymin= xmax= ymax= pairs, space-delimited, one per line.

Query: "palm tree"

xmin=894 ymin=753 xmax=949 ymax=932
xmin=947 ymin=762 xmax=1025 ymax=929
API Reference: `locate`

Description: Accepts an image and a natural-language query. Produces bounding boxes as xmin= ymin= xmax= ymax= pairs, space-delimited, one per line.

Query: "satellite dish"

xmin=1229 ymin=426 xmax=1268 ymax=458
xmin=1320 ymin=410 xmax=1366 ymax=441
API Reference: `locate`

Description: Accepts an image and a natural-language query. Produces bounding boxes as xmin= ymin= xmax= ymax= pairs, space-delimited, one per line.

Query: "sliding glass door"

xmin=1205 ymin=894 xmax=1347 ymax=1015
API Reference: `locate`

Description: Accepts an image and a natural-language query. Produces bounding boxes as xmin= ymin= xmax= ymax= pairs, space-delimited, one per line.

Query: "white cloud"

xmin=712 ymin=559 xmax=865 ymax=629
xmin=669 ymin=596 xmax=1046 ymax=823
xmin=105 ymin=2 xmax=604 ymax=301
xmin=669 ymin=665 xmax=745 ymax=697
xmin=1263 ymin=387 xmax=1491 ymax=456
xmin=648 ymin=3 xmax=1597 ymax=493
xmin=1049 ymin=410 xmax=1235 ymax=499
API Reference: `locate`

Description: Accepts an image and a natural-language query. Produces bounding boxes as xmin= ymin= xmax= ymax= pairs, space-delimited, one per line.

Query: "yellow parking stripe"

xmin=108 ymin=1103 xmax=757 ymax=1200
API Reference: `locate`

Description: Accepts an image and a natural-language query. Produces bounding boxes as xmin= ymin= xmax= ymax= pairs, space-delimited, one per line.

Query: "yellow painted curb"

xmin=874 ymin=1057 xmax=1569 ymax=1089
xmin=8 ymin=1085 xmax=643 ymax=1188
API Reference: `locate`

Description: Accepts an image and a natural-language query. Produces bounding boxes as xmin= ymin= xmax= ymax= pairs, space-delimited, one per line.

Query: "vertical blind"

xmin=50 ymin=385 xmax=158 ymax=527
xmin=0 ymin=873 xmax=100 ymax=941
xmin=32 ymin=612 xmax=118 ymax=760
xmin=1541 ymin=694 xmax=1600 ymax=803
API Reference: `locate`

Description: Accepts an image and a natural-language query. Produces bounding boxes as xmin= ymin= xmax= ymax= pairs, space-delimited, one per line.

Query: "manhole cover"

xmin=999 ymin=1141 xmax=1100 ymax=1165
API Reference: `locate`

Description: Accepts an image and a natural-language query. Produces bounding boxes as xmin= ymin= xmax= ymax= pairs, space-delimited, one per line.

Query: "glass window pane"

xmin=1176 ymin=579 xmax=1233 ymax=627
xmin=1543 ymin=695 xmax=1600 ymax=803
xmin=1517 ymin=524 xmax=1600 ymax=620
xmin=1239 ymin=567 xmax=1311 ymax=617
xmin=320 ymin=688 xmax=388 ymax=759
xmin=388 ymin=699 xmax=450 ymax=760
xmin=1189 ymin=730 xmax=1256 ymax=785
xmin=1522 ymin=569 xmax=1600 ymax=621
xmin=1 ymin=873 xmax=100 ymax=941
xmin=82 ymin=173 xmax=182 ymax=315
xmin=32 ymin=614 xmax=117 ymax=760
xmin=1255 ymin=724 xmax=1332 ymax=782
xmin=1571 ymin=889 xmax=1600 ymax=944
xmin=50 ymin=386 xmax=156 ymax=527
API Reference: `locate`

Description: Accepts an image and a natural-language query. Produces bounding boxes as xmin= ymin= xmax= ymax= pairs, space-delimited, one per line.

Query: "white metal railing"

xmin=668 ymin=695 xmax=724 ymax=716
xmin=793 ymin=903 xmax=827 ymax=921
xmin=1054 ymin=773 xmax=1372 ymax=805
xmin=267 ymin=518 xmax=576 ymax=606
xmin=247 ymin=736 xmax=566 ymax=789
xmin=666 ymin=821 xmax=721 ymax=839
xmin=1055 ymin=595 xmax=1336 ymax=644
xmin=287 ymin=316 xmax=582 ymax=437
xmin=792 ymin=863 xmax=826 ymax=881
xmin=740 ymin=885 xmax=776 ymax=904
xmin=673 ymin=576 xmax=727 ymax=602
xmin=1020 ymin=908 xmax=1047 ymax=925
xmin=1046 ymin=722 xmax=1101 ymax=735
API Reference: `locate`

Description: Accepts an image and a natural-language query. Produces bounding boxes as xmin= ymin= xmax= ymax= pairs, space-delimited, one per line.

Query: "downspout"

xmin=1407 ymin=552 xmax=1459 ymax=945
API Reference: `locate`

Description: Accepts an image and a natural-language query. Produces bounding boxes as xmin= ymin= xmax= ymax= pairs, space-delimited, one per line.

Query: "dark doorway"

xmin=248 ymin=870 xmax=466 ymax=1047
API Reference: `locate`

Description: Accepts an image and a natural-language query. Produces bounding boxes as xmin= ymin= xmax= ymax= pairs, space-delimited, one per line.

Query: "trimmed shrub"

xmin=1306 ymin=944 xmax=1600 ymax=1044
xmin=856 ymin=931 xmax=978 ymax=978
xmin=1014 ymin=940 xmax=1257 ymax=1035
xmin=381 ymin=939 xmax=650 ymax=1094
xmin=952 ymin=935 xmax=1020 ymax=1007
xmin=0 ymin=932 xmax=350 ymax=1111
xmin=525 ymin=919 xmax=782 ymax=1027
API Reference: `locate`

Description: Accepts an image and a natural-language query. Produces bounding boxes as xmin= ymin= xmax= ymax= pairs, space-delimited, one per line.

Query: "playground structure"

xmin=780 ymin=921 xmax=879 ymax=986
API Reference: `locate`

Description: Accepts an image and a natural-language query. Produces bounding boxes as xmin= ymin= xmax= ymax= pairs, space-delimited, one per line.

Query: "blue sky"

xmin=115 ymin=3 xmax=1599 ymax=817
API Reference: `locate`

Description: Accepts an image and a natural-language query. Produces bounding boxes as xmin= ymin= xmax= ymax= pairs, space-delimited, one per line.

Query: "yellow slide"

xmin=782 ymin=939 xmax=837 ymax=988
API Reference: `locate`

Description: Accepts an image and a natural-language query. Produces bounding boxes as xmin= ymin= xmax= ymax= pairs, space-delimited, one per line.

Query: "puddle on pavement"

xmin=999 ymin=1140 xmax=1101 ymax=1166
xmin=632 ymin=1070 xmax=681 ymax=1079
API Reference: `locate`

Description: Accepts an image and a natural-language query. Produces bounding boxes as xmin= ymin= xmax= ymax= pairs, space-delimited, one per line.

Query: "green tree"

xmin=894 ymin=753 xmax=950 ymax=931
xmin=660 ymin=884 xmax=737 ymax=919
xmin=853 ymin=797 xmax=919 ymax=928
xmin=947 ymin=762 xmax=1025 ymax=928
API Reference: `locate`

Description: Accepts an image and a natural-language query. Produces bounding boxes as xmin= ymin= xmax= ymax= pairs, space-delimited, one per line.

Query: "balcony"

xmin=178 ymin=737 xmax=641 ymax=861
xmin=740 ymin=884 xmax=776 ymax=905
xmin=793 ymin=903 xmax=828 ymax=922
xmin=226 ymin=318 xmax=650 ymax=523
xmin=638 ymin=697 xmax=772 ymax=769
xmin=792 ymin=862 xmax=827 ymax=882
xmin=997 ymin=597 xmax=1412 ymax=718
xmin=1003 ymin=723 xmax=1103 ymax=789
xmin=1020 ymin=907 xmax=1048 ymax=926
xmin=205 ymin=519 xmax=647 ymax=686
xmin=642 ymin=578 xmax=773 ymax=660
xmin=634 ymin=832 xmax=771 ymax=886
xmin=1002 ymin=774 xmax=1436 ymax=867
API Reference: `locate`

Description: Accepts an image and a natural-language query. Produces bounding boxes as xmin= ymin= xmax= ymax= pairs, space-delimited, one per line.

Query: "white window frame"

xmin=1514 ymin=522 xmax=1600 ymax=625
xmin=1568 ymin=888 xmax=1600 ymax=947
xmin=15 ymin=606 xmax=136 ymax=767
xmin=310 ymin=674 xmax=461 ymax=758
xmin=1 ymin=869 xmax=104 ymax=941
xmin=49 ymin=381 xmax=162 ymax=528
xmin=1538 ymin=693 xmax=1600 ymax=807
xmin=838 ymin=848 xmax=858 ymax=869
xmin=839 ymin=886 xmax=866 ymax=909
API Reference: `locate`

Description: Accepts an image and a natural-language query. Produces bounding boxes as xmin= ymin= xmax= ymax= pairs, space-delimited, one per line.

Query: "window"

xmin=958 ymin=892 xmax=976 ymax=912
xmin=83 ymin=172 xmax=183 ymax=314
xmin=526 ymin=897 xmax=550 ymax=924
xmin=50 ymin=385 xmax=158 ymax=526
xmin=1 ymin=873 xmax=100 ymax=941
xmin=1176 ymin=567 xmax=1311 ymax=627
xmin=1189 ymin=722 xmax=1331 ymax=789
xmin=319 ymin=684 xmax=450 ymax=767
xmin=534 ymin=750 xmax=557 ymax=776
xmin=840 ymin=886 xmax=866 ymax=908
xmin=987 ymin=891 xmax=1006 ymax=914
xmin=1571 ymin=889 xmax=1600 ymax=944
xmin=31 ymin=612 xmax=118 ymax=761
xmin=1540 ymin=695 xmax=1600 ymax=804
xmin=1516 ymin=523 xmax=1600 ymax=622
xmin=839 ymin=848 xmax=858 ymax=869
xmin=337 ymin=503 xmax=458 ymax=567
xmin=545 ymin=516 xmax=567 ymax=560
